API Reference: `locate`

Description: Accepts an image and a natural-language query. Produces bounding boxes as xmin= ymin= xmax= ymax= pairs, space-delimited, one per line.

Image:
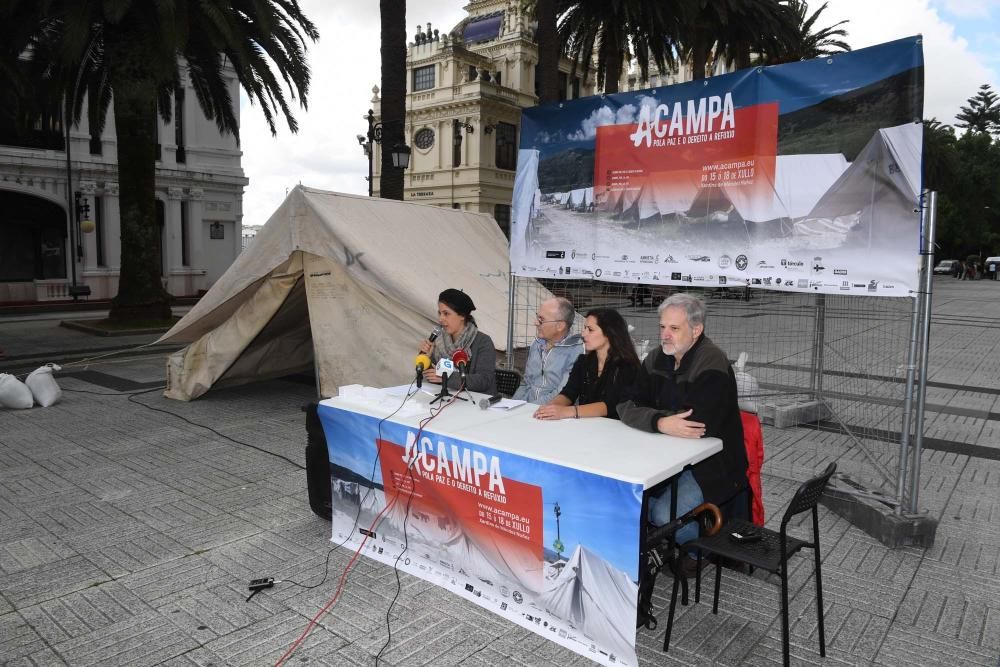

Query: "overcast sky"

xmin=237 ymin=0 xmax=1000 ymax=229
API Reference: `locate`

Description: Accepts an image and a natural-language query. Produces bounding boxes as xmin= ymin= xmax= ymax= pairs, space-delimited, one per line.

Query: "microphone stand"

xmin=458 ymin=371 xmax=476 ymax=403
xmin=430 ymin=371 xmax=468 ymax=405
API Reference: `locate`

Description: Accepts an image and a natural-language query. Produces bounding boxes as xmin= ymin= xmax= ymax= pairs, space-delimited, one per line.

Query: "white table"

xmin=315 ymin=388 xmax=723 ymax=667
xmin=321 ymin=389 xmax=721 ymax=489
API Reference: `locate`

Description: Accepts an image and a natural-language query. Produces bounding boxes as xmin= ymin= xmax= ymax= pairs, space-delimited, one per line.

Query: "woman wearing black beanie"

xmin=418 ymin=289 xmax=497 ymax=395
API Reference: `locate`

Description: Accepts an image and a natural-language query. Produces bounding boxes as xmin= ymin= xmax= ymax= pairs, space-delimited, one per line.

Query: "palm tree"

xmin=379 ymin=0 xmax=406 ymax=200
xmin=678 ymin=0 xmax=796 ymax=80
xmin=7 ymin=1 xmax=318 ymax=321
xmin=534 ymin=0 xmax=561 ymax=105
xmin=558 ymin=0 xmax=678 ymax=95
xmin=766 ymin=0 xmax=849 ymax=65
xmin=713 ymin=0 xmax=800 ymax=71
xmin=922 ymin=118 xmax=958 ymax=192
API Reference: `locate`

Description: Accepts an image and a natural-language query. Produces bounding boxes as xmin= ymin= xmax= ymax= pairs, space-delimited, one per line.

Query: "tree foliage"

xmin=924 ymin=102 xmax=1000 ymax=258
xmin=557 ymin=0 xmax=678 ymax=94
xmin=4 ymin=0 xmax=318 ymax=319
xmin=955 ymin=83 xmax=1000 ymax=135
xmin=765 ymin=0 xmax=849 ymax=65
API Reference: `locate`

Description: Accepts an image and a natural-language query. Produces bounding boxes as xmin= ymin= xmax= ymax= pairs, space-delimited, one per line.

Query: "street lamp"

xmin=75 ymin=192 xmax=95 ymax=235
xmin=360 ymin=109 xmax=411 ymax=197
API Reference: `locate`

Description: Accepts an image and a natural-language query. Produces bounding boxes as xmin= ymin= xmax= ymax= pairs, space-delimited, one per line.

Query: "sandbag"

xmin=26 ymin=364 xmax=62 ymax=407
xmin=0 ymin=373 xmax=34 ymax=409
xmin=733 ymin=352 xmax=759 ymax=414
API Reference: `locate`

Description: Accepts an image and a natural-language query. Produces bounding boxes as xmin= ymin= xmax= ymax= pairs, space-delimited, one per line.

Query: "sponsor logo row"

xmin=547 ymin=249 xmax=854 ymax=276
xmin=521 ymin=263 xmax=896 ymax=292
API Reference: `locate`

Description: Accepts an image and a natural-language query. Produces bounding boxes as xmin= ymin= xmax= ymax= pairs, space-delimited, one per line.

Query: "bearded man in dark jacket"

xmin=618 ymin=293 xmax=749 ymax=546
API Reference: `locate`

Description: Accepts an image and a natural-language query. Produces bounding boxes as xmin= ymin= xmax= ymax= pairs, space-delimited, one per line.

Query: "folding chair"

xmin=494 ymin=368 xmax=522 ymax=397
xmin=665 ymin=462 xmax=837 ymax=666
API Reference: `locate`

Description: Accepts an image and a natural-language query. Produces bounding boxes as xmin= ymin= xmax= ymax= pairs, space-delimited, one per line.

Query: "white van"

xmin=984 ymin=256 xmax=1000 ymax=279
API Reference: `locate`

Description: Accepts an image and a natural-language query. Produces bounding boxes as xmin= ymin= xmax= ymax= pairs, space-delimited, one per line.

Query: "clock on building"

xmin=414 ymin=128 xmax=435 ymax=150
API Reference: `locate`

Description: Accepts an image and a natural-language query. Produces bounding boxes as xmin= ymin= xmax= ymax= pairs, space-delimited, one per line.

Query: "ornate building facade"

xmin=0 ymin=64 xmax=247 ymax=303
xmin=368 ymin=0 xmax=595 ymax=236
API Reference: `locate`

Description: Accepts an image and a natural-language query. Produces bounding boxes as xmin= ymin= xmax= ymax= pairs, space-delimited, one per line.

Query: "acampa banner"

xmin=318 ymin=404 xmax=644 ymax=667
xmin=511 ymin=36 xmax=924 ymax=297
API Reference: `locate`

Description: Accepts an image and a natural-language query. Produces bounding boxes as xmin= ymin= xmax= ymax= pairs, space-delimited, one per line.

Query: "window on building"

xmin=494 ymin=204 xmax=511 ymax=238
xmin=494 ymin=71 xmax=501 ymax=86
xmin=88 ymin=82 xmax=102 ymax=155
xmin=174 ymin=87 xmax=186 ymax=163
xmin=94 ymin=196 xmax=105 ymax=267
xmin=469 ymin=65 xmax=478 ymax=82
xmin=452 ymin=203 xmax=461 ymax=209
xmin=558 ymin=72 xmax=568 ymax=101
xmin=571 ymin=76 xmax=581 ymax=100
xmin=534 ymin=64 xmax=540 ymax=98
xmin=452 ymin=124 xmax=463 ymax=168
xmin=494 ymin=122 xmax=517 ymax=171
xmin=0 ymin=61 xmax=64 ymax=151
xmin=413 ymin=65 xmax=435 ymax=92
xmin=153 ymin=102 xmax=161 ymax=161
xmin=180 ymin=200 xmax=190 ymax=266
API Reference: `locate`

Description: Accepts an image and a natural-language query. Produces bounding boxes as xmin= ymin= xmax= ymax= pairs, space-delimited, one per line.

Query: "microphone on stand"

xmin=413 ymin=353 xmax=432 ymax=389
xmin=450 ymin=349 xmax=470 ymax=384
xmin=430 ymin=357 xmax=457 ymax=404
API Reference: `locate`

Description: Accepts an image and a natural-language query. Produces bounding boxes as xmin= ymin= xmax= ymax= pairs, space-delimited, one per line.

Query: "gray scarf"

xmin=433 ymin=322 xmax=478 ymax=363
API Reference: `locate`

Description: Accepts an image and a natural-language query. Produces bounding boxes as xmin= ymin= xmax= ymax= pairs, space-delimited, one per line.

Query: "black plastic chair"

xmin=665 ymin=462 xmax=837 ymax=666
xmin=494 ymin=368 xmax=522 ymax=397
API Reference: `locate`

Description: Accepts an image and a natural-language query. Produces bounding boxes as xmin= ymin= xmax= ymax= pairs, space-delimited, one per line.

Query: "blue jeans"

xmin=648 ymin=469 xmax=704 ymax=546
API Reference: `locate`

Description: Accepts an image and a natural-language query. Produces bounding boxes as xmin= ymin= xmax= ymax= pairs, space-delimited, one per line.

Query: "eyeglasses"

xmin=535 ymin=317 xmax=561 ymax=325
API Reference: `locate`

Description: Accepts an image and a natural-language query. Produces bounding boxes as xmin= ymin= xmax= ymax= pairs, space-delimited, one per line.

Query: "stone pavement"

xmin=1 ymin=277 xmax=999 ymax=666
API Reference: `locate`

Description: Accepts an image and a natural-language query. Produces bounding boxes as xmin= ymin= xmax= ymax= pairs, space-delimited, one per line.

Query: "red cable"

xmin=274 ymin=396 xmax=457 ymax=666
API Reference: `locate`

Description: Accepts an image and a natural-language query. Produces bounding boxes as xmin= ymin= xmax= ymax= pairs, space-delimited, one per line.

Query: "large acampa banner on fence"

xmin=511 ymin=37 xmax=924 ymax=297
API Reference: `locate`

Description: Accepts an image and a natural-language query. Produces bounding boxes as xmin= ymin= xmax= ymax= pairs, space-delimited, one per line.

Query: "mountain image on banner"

xmin=510 ymin=36 xmax=924 ymax=297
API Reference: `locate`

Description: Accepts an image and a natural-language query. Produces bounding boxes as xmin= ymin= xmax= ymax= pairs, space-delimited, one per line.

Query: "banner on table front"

xmin=318 ymin=404 xmax=644 ymax=667
xmin=511 ymin=37 xmax=924 ymax=297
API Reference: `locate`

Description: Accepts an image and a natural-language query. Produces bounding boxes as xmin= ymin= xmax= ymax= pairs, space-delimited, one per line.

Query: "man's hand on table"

xmin=657 ymin=409 xmax=706 ymax=438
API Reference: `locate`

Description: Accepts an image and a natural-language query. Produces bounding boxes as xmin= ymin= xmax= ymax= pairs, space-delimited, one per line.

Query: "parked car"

xmin=984 ymin=256 xmax=1000 ymax=280
xmin=933 ymin=259 xmax=960 ymax=276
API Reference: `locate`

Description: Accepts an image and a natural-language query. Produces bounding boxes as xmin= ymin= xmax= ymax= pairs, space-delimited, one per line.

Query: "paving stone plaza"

xmin=2 ymin=277 xmax=999 ymax=666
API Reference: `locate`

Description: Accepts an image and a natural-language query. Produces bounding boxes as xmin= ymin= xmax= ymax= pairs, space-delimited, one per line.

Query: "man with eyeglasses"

xmin=513 ymin=297 xmax=583 ymax=404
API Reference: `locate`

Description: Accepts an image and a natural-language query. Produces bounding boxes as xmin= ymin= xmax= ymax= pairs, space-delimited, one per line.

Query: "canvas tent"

xmin=160 ymin=186 xmax=541 ymax=401
xmin=540 ymin=544 xmax=638 ymax=661
xmin=805 ymin=123 xmax=922 ymax=246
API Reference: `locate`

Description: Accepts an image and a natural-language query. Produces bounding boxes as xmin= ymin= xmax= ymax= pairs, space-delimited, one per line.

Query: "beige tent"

xmin=160 ymin=186 xmax=537 ymax=401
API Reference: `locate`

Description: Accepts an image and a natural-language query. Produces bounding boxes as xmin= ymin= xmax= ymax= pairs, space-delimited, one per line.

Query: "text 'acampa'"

xmin=402 ymin=432 xmax=507 ymax=495
xmin=630 ymin=93 xmax=736 ymax=147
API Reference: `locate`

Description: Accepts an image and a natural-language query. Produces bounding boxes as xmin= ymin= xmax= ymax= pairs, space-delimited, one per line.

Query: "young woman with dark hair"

xmin=418 ymin=288 xmax=496 ymax=394
xmin=532 ymin=308 xmax=640 ymax=420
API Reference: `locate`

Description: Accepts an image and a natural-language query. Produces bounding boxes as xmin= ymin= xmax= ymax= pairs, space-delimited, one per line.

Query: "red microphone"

xmin=451 ymin=349 xmax=470 ymax=380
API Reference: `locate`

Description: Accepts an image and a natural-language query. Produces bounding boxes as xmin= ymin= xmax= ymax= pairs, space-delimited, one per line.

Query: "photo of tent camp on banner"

xmin=510 ymin=37 xmax=924 ymax=285
xmin=327 ymin=447 xmax=643 ymax=666
xmin=516 ymin=122 xmax=920 ymax=260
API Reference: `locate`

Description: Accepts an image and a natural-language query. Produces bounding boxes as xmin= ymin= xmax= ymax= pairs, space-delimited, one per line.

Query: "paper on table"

xmin=381 ymin=384 xmax=417 ymax=398
xmin=488 ymin=398 xmax=527 ymax=411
